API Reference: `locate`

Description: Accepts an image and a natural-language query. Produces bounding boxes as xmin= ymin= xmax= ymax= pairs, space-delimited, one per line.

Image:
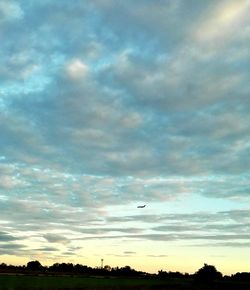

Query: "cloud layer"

xmin=0 ymin=0 xmax=249 ymax=272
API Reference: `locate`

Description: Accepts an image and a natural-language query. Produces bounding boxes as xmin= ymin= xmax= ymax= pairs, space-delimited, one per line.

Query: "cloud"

xmin=1 ymin=2 xmax=249 ymax=178
xmin=0 ymin=0 xmax=23 ymax=22
xmin=0 ymin=0 xmax=249 ymax=268
xmin=0 ymin=243 xmax=26 ymax=255
xmin=194 ymin=0 xmax=250 ymax=44
xmin=147 ymin=254 xmax=168 ymax=258
xmin=34 ymin=246 xmax=59 ymax=252
xmin=66 ymin=59 xmax=89 ymax=80
xmin=0 ymin=243 xmax=24 ymax=249
xmin=78 ymin=233 xmax=250 ymax=243
xmin=198 ymin=242 xmax=250 ymax=248
xmin=43 ymin=234 xmax=69 ymax=245
xmin=0 ymin=231 xmax=20 ymax=242
xmin=123 ymin=251 xmax=136 ymax=255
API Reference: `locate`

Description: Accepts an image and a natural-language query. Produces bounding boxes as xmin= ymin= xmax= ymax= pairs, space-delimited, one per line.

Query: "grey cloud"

xmin=1 ymin=0 xmax=250 ymax=263
xmin=62 ymin=251 xmax=77 ymax=256
xmin=107 ymin=251 xmax=136 ymax=257
xmin=0 ymin=1 xmax=24 ymax=23
xmin=2 ymin=46 xmax=249 ymax=180
xmin=91 ymin=0 xmax=217 ymax=52
xmin=123 ymin=251 xmax=136 ymax=254
xmin=191 ymin=242 xmax=250 ymax=248
xmin=147 ymin=255 xmax=168 ymax=258
xmin=0 ymin=242 xmax=24 ymax=249
xmin=210 ymin=242 xmax=250 ymax=248
xmin=43 ymin=234 xmax=69 ymax=244
xmin=103 ymin=209 xmax=250 ymax=244
xmin=34 ymin=246 xmax=58 ymax=252
xmin=106 ymin=212 xmax=222 ymax=224
xmin=78 ymin=233 xmax=250 ymax=243
xmin=154 ymin=225 xmax=200 ymax=232
xmin=0 ymin=242 xmax=26 ymax=256
xmin=154 ymin=223 xmax=250 ymax=235
xmin=1 ymin=0 xmax=248 ymax=180
xmin=221 ymin=209 xmax=250 ymax=222
xmin=109 ymin=210 xmax=250 ymax=226
xmin=0 ymin=231 xmax=20 ymax=242
xmin=80 ymin=227 xmax=142 ymax=235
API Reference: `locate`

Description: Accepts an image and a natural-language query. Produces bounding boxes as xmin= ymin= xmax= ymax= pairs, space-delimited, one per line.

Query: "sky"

xmin=0 ymin=0 xmax=250 ymax=275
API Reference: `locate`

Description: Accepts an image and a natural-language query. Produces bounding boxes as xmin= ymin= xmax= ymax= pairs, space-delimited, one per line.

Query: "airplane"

xmin=137 ymin=205 xmax=146 ymax=208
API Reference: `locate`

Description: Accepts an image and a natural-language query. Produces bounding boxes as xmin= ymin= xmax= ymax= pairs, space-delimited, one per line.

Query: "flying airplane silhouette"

xmin=137 ymin=205 xmax=146 ymax=208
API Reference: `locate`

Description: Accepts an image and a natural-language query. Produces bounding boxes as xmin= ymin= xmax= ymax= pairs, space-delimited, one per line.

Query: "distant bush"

xmin=231 ymin=272 xmax=250 ymax=282
xmin=158 ymin=270 xmax=186 ymax=279
xmin=194 ymin=263 xmax=222 ymax=282
xmin=27 ymin=260 xmax=43 ymax=271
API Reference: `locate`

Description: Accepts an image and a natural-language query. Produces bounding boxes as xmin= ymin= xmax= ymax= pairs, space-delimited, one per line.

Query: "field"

xmin=0 ymin=275 xmax=181 ymax=290
xmin=0 ymin=274 xmax=250 ymax=290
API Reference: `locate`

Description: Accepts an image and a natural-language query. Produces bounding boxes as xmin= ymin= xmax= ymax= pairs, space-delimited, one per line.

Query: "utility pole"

xmin=101 ymin=258 xmax=104 ymax=269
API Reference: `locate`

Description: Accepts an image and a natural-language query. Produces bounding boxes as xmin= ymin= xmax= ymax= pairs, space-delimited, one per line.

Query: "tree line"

xmin=0 ymin=261 xmax=250 ymax=282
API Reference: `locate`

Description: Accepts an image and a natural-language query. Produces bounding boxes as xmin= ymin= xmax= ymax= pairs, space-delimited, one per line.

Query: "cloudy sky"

xmin=0 ymin=0 xmax=250 ymax=274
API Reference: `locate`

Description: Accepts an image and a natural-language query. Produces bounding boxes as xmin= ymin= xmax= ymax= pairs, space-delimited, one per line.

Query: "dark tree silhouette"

xmin=158 ymin=270 xmax=185 ymax=279
xmin=231 ymin=272 xmax=250 ymax=282
xmin=27 ymin=260 xmax=43 ymax=271
xmin=194 ymin=263 xmax=222 ymax=282
xmin=2 ymin=258 xmax=250 ymax=288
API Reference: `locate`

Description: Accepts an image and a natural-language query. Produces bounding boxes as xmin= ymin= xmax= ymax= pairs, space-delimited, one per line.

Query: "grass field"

xmin=0 ymin=274 xmax=180 ymax=290
xmin=0 ymin=274 xmax=250 ymax=290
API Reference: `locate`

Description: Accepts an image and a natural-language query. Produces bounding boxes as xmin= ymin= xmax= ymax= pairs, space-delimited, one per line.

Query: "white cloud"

xmin=194 ymin=0 xmax=250 ymax=45
xmin=0 ymin=0 xmax=23 ymax=22
xmin=66 ymin=59 xmax=89 ymax=80
xmin=0 ymin=175 xmax=27 ymax=189
xmin=121 ymin=112 xmax=143 ymax=129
